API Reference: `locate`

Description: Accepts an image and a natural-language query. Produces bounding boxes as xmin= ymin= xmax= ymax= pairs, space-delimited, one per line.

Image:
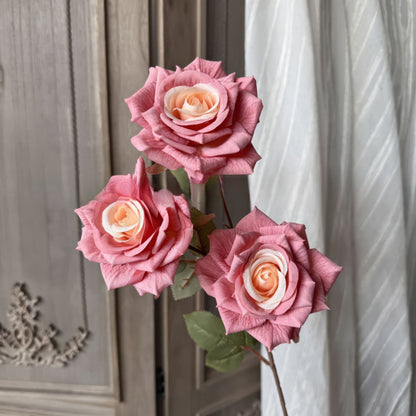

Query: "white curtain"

xmin=245 ymin=1 xmax=415 ymax=415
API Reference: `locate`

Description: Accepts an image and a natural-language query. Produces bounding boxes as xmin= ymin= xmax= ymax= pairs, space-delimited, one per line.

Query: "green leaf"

xmin=171 ymin=262 xmax=201 ymax=300
xmin=206 ymin=339 xmax=244 ymax=373
xmin=226 ymin=331 xmax=246 ymax=347
xmin=190 ymin=229 xmax=201 ymax=251
xmin=190 ymin=208 xmax=216 ymax=253
xmin=170 ymin=168 xmax=190 ymax=199
xmin=183 ymin=311 xmax=225 ymax=351
xmin=192 ymin=212 xmax=215 ymax=227
xmin=206 ymin=175 xmax=218 ymax=190
xmin=244 ymin=332 xmax=258 ymax=348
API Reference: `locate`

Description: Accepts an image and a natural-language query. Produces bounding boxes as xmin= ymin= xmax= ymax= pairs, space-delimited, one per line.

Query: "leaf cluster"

xmin=183 ymin=311 xmax=258 ymax=373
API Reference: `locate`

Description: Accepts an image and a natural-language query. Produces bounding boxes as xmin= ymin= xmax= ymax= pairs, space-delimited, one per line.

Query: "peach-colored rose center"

xmin=243 ymin=249 xmax=287 ymax=310
xmin=102 ymin=199 xmax=145 ymax=244
xmin=252 ymin=262 xmax=280 ymax=296
xmin=164 ymin=84 xmax=220 ymax=122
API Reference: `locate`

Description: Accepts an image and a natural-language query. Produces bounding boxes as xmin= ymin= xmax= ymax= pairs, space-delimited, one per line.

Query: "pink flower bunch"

xmin=75 ymin=58 xmax=341 ymax=355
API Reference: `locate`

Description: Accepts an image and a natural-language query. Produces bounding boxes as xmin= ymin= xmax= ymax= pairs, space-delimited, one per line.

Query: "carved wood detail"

xmin=0 ymin=283 xmax=88 ymax=367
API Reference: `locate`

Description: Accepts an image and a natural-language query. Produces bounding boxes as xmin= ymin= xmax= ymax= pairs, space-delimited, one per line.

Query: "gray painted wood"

xmin=105 ymin=0 xmax=157 ymax=415
xmin=106 ymin=0 xmax=151 ymax=175
xmin=0 ymin=0 xmax=157 ymax=413
xmin=0 ymin=0 xmax=120 ymax=414
xmin=0 ymin=0 xmax=114 ymax=388
xmin=156 ymin=1 xmax=260 ymax=415
xmin=0 ymin=0 xmax=255 ymax=414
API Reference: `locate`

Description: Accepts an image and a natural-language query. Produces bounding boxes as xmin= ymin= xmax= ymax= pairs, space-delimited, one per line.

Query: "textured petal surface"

xmin=125 ymin=58 xmax=262 ymax=183
xmin=195 ymin=207 xmax=342 ymax=352
xmin=75 ymin=157 xmax=193 ymax=297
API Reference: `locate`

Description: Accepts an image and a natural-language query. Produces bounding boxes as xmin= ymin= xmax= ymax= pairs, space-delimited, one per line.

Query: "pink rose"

xmin=195 ymin=207 xmax=342 ymax=351
xmin=125 ymin=57 xmax=263 ymax=184
xmin=75 ymin=158 xmax=193 ymax=297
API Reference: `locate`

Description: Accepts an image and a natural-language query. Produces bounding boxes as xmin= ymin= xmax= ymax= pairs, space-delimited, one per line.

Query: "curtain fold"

xmin=245 ymin=1 xmax=415 ymax=415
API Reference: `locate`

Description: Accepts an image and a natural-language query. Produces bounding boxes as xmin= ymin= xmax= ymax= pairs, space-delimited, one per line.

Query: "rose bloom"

xmin=75 ymin=158 xmax=193 ymax=297
xmin=195 ymin=207 xmax=342 ymax=351
xmin=125 ymin=57 xmax=263 ymax=183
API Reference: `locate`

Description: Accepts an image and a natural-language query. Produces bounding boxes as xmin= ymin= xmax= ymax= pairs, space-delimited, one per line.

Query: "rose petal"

xmin=133 ymin=260 xmax=179 ymax=297
xmin=164 ymin=145 xmax=228 ymax=184
xmin=125 ymin=66 xmax=173 ymax=126
xmin=159 ymin=78 xmax=230 ymax=134
xmin=234 ymin=90 xmax=263 ymax=136
xmin=133 ymin=158 xmax=159 ymax=218
xmin=309 ymin=248 xmax=343 ymax=294
xmin=247 ymin=321 xmax=294 ymax=351
xmin=76 ymin=227 xmax=103 ymax=263
xmin=272 ymin=269 xmax=315 ymax=327
xmin=218 ymin=306 xmax=267 ymax=334
xmin=184 ymin=57 xmax=227 ymax=78
xmin=201 ymin=122 xmax=253 ymax=157
xmin=193 ymin=207 xmax=342 ymax=350
xmin=125 ymin=58 xmax=263 ymax=182
xmin=100 ymin=263 xmax=146 ymax=290
xmin=236 ymin=75 xmax=258 ymax=95
xmin=236 ymin=206 xmax=277 ymax=232
xmin=131 ymin=130 xmax=182 ymax=171
xmin=75 ymin=157 xmax=193 ymax=297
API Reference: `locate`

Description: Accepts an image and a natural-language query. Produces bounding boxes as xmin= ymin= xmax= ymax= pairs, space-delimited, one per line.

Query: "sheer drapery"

xmin=246 ymin=1 xmax=415 ymax=415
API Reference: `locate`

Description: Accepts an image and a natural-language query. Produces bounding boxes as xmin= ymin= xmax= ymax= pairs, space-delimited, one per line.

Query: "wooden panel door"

xmin=0 ymin=1 xmax=155 ymax=414
xmin=153 ymin=1 xmax=261 ymax=415
xmin=0 ymin=1 xmax=259 ymax=414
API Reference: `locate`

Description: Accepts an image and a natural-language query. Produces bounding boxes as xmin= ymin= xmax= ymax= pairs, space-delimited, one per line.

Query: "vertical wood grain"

xmin=154 ymin=1 xmax=260 ymax=415
xmin=106 ymin=0 xmax=151 ymax=175
xmin=105 ymin=1 xmax=156 ymax=415
xmin=0 ymin=0 xmax=117 ymax=410
xmin=163 ymin=0 xmax=198 ymax=69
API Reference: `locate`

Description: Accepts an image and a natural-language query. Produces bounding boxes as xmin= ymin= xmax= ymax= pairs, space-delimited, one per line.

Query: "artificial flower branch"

xmin=241 ymin=345 xmax=270 ymax=366
xmin=75 ymin=57 xmax=343 ymax=414
xmin=241 ymin=345 xmax=289 ymax=415
xmin=217 ymin=175 xmax=289 ymax=415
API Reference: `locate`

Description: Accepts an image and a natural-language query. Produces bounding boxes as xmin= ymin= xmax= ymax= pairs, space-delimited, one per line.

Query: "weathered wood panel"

xmin=0 ymin=0 xmax=118 ymax=413
xmin=154 ymin=0 xmax=260 ymax=415
xmin=105 ymin=0 xmax=157 ymax=415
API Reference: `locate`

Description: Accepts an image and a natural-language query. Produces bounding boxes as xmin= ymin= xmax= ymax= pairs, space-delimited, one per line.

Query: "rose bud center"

xmin=164 ymin=83 xmax=220 ymax=121
xmin=243 ymin=249 xmax=288 ymax=310
xmin=102 ymin=199 xmax=145 ymax=244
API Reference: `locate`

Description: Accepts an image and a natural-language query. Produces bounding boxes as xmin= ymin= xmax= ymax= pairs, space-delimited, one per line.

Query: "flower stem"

xmin=188 ymin=245 xmax=205 ymax=256
xmin=190 ymin=182 xmax=206 ymax=211
xmin=189 ymin=182 xmax=207 ymax=258
xmin=242 ymin=345 xmax=270 ymax=366
xmin=267 ymin=350 xmax=288 ymax=416
xmin=218 ymin=176 xmax=234 ymax=229
xmin=181 ymin=272 xmax=196 ymax=289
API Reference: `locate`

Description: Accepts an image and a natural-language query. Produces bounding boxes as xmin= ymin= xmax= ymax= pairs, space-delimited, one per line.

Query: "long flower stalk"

xmin=267 ymin=350 xmax=288 ymax=416
xmin=217 ymin=178 xmax=289 ymax=416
